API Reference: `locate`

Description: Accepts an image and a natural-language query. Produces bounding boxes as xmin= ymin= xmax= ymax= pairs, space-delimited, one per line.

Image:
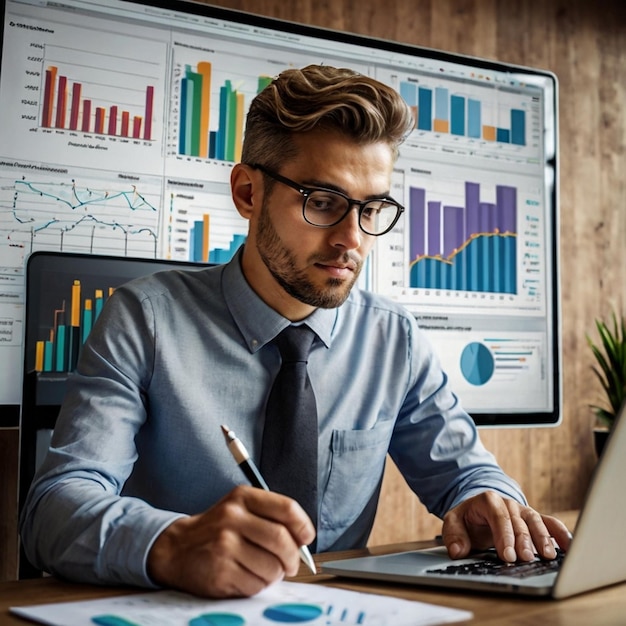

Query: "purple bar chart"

xmin=408 ymin=181 xmax=517 ymax=294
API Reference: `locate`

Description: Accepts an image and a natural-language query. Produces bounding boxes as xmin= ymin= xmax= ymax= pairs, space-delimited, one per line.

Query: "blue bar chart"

xmin=400 ymin=81 xmax=527 ymax=146
xmin=166 ymin=186 xmax=248 ymax=264
xmin=400 ymin=80 xmax=526 ymax=145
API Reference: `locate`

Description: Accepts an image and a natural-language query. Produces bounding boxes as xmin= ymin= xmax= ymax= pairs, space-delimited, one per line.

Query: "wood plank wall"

xmin=198 ymin=0 xmax=626 ymax=544
xmin=0 ymin=429 xmax=19 ymax=581
xmin=1 ymin=0 xmax=625 ymax=581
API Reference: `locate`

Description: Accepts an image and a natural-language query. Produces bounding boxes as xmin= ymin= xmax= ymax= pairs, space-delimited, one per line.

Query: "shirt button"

xmin=251 ymin=339 xmax=259 ymax=348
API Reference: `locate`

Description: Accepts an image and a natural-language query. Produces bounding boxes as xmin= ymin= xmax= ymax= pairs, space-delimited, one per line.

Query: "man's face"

xmin=239 ymin=130 xmax=396 ymax=320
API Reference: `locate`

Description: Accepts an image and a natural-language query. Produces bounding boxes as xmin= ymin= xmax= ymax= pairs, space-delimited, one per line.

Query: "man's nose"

xmin=328 ymin=205 xmax=363 ymax=249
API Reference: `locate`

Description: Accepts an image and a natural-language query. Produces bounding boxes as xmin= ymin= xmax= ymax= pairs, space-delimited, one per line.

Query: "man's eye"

xmin=308 ymin=193 xmax=343 ymax=212
xmin=362 ymin=203 xmax=383 ymax=219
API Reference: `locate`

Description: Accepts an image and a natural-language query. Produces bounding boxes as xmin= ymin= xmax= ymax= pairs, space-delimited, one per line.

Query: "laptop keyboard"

xmin=426 ymin=548 xmax=565 ymax=579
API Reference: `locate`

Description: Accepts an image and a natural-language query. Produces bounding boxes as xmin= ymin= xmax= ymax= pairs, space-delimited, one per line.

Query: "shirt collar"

xmin=222 ymin=247 xmax=337 ymax=353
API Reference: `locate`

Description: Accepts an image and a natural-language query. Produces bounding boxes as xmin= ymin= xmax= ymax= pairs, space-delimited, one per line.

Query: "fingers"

xmin=147 ymin=485 xmax=316 ymax=598
xmin=540 ymin=513 xmax=573 ymax=551
xmin=441 ymin=506 xmax=473 ymax=559
xmin=506 ymin=504 xmax=572 ymax=561
xmin=442 ymin=492 xmax=572 ymax=564
xmin=443 ymin=491 xmax=518 ymax=561
xmin=241 ymin=485 xmax=316 ymax=549
xmin=513 ymin=506 xmax=548 ymax=561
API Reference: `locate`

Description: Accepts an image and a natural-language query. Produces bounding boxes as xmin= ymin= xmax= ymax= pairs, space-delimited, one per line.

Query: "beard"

xmin=256 ymin=198 xmax=362 ymax=309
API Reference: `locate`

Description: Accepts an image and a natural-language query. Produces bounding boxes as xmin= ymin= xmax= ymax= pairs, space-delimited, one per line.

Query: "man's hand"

xmin=442 ymin=491 xmax=572 ymax=563
xmin=147 ymin=485 xmax=316 ymax=598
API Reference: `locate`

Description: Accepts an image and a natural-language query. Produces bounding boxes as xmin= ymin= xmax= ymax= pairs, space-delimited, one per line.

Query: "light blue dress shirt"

xmin=20 ymin=248 xmax=526 ymax=588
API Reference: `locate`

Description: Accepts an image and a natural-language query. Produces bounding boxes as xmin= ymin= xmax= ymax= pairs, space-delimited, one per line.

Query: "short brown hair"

xmin=241 ymin=64 xmax=415 ymax=169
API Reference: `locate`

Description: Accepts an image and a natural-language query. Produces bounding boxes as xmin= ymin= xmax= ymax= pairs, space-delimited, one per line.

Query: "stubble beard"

xmin=256 ymin=199 xmax=362 ymax=309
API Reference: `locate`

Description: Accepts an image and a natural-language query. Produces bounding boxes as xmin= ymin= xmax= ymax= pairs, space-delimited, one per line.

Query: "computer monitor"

xmin=0 ymin=0 xmax=559 ymax=427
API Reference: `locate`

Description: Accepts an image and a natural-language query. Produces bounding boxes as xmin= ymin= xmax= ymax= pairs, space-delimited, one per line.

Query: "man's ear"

xmin=230 ymin=163 xmax=257 ymax=220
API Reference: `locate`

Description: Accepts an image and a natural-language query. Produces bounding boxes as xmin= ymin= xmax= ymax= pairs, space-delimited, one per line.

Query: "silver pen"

xmin=220 ymin=424 xmax=317 ymax=575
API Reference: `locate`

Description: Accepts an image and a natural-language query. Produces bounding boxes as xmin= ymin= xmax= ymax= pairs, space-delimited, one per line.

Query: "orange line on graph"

xmin=409 ymin=230 xmax=516 ymax=268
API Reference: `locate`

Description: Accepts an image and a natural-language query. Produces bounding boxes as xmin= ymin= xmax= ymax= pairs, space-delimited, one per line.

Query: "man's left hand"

xmin=442 ymin=491 xmax=572 ymax=562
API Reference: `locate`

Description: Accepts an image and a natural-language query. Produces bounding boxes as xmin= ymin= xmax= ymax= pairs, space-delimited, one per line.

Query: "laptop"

xmin=322 ymin=402 xmax=626 ymax=598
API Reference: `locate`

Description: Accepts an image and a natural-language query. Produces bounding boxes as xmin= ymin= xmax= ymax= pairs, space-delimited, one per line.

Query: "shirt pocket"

xmin=319 ymin=419 xmax=394 ymax=536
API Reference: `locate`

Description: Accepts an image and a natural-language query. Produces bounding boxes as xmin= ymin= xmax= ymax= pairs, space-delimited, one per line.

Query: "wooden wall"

xmin=197 ymin=0 xmax=626 ymax=544
xmin=0 ymin=429 xmax=19 ymax=581
xmin=1 ymin=0 xmax=625 ymax=581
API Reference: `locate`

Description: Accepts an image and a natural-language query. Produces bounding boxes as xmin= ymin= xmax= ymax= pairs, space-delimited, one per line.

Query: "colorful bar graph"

xmin=400 ymin=79 xmax=526 ymax=146
xmin=209 ymin=234 xmax=247 ymax=264
xmin=178 ymin=62 xmax=273 ymax=161
xmin=409 ymin=182 xmax=517 ymax=294
xmin=188 ymin=212 xmax=245 ymax=263
xmin=41 ymin=65 xmax=154 ymax=140
xmin=34 ymin=280 xmax=115 ymax=373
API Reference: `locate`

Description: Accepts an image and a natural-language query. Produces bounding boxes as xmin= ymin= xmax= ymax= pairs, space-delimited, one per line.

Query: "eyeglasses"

xmin=250 ymin=163 xmax=404 ymax=236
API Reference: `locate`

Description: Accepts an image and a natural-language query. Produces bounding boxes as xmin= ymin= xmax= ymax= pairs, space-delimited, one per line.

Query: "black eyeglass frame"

xmin=249 ymin=163 xmax=404 ymax=236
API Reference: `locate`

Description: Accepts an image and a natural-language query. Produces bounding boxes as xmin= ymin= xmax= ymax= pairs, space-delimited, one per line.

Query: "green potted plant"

xmin=586 ymin=308 xmax=626 ymax=455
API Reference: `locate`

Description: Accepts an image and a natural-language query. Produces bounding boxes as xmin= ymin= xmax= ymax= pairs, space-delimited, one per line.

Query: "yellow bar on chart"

xmin=433 ymin=118 xmax=449 ymax=133
xmin=202 ymin=213 xmax=210 ymax=263
xmin=234 ymin=92 xmax=245 ymax=163
xmin=483 ymin=125 xmax=496 ymax=141
xmin=71 ymin=280 xmax=81 ymax=327
xmin=35 ymin=341 xmax=45 ymax=372
xmin=197 ymin=61 xmax=212 ymax=158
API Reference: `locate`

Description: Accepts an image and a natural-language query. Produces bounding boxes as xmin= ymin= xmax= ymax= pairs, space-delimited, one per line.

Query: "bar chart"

xmin=41 ymin=65 xmax=155 ymax=140
xmin=166 ymin=186 xmax=248 ymax=263
xmin=177 ymin=59 xmax=272 ymax=161
xmin=34 ymin=278 xmax=112 ymax=373
xmin=400 ymin=80 xmax=526 ymax=145
xmin=408 ymin=181 xmax=517 ymax=294
xmin=189 ymin=215 xmax=246 ymax=263
xmin=38 ymin=43 xmax=161 ymax=141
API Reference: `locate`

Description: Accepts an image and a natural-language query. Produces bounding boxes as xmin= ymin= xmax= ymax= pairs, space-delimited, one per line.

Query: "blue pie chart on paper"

xmin=460 ymin=342 xmax=495 ymax=386
xmin=189 ymin=614 xmax=245 ymax=626
xmin=92 ymin=617 xmax=141 ymax=626
xmin=262 ymin=603 xmax=323 ymax=623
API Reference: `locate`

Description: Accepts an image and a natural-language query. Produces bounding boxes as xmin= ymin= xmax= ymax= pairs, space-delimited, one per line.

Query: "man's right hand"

xmin=146 ymin=485 xmax=316 ymax=598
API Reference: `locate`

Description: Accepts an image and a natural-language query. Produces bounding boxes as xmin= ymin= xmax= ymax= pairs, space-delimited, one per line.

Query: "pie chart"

xmin=189 ymin=614 xmax=245 ymax=626
xmin=262 ymin=603 xmax=323 ymax=623
xmin=460 ymin=342 xmax=494 ymax=386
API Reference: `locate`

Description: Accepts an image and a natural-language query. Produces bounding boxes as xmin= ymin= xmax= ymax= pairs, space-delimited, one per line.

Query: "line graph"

xmin=1 ymin=171 xmax=162 ymax=264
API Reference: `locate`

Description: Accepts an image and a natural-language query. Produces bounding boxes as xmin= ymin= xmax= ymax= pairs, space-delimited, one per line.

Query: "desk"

xmin=2 ymin=538 xmax=625 ymax=626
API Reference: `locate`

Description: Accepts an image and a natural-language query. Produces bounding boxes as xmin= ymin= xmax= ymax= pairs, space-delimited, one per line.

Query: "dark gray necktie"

xmin=260 ymin=325 xmax=318 ymax=533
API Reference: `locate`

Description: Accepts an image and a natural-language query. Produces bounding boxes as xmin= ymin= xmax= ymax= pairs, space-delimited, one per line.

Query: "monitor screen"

xmin=0 ymin=0 xmax=559 ymax=427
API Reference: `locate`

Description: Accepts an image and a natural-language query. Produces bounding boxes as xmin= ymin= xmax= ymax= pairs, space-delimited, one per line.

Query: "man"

xmin=20 ymin=65 xmax=570 ymax=599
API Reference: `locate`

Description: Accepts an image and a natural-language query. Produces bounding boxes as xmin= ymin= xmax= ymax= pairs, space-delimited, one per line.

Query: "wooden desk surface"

xmin=2 ymin=536 xmax=625 ymax=626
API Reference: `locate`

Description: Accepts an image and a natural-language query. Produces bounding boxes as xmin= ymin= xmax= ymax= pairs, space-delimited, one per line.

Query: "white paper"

xmin=11 ymin=580 xmax=471 ymax=626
